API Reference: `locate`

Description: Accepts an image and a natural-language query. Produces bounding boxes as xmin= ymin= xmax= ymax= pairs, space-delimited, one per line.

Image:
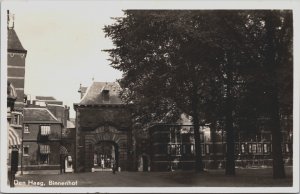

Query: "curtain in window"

xmin=39 ymin=144 xmax=50 ymax=154
xmin=41 ymin=126 xmax=51 ymax=136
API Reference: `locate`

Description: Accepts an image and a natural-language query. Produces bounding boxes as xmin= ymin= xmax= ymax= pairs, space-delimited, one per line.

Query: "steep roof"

xmin=7 ymin=28 xmax=27 ymax=53
xmin=24 ymin=107 xmax=61 ymax=123
xmin=78 ymin=82 xmax=123 ymax=105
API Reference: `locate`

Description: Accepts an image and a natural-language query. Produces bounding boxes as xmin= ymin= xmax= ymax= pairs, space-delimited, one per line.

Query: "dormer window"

xmin=102 ymin=90 xmax=109 ymax=102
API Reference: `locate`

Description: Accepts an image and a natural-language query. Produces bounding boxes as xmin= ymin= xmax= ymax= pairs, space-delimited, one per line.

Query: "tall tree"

xmin=104 ymin=10 xmax=293 ymax=177
xmin=104 ymin=10 xmax=224 ymax=172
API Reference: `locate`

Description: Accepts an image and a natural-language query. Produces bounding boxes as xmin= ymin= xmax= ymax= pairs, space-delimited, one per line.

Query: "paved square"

xmin=14 ymin=167 xmax=293 ymax=187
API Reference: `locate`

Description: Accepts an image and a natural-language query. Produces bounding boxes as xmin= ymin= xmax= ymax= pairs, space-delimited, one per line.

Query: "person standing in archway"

xmin=112 ymin=158 xmax=116 ymax=174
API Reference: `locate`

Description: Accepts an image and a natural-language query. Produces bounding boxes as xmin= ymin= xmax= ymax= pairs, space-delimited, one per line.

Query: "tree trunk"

xmin=270 ymin=88 xmax=285 ymax=178
xmin=225 ymin=99 xmax=235 ymax=175
xmin=225 ymin=54 xmax=235 ymax=176
xmin=264 ymin=11 xmax=286 ymax=179
xmin=193 ymin=115 xmax=204 ymax=172
xmin=191 ymin=86 xmax=204 ymax=172
xmin=210 ymin=121 xmax=218 ymax=169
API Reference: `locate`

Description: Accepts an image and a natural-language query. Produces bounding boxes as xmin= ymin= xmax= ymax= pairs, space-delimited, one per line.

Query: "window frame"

xmin=23 ymin=145 xmax=29 ymax=156
xmin=24 ymin=125 xmax=30 ymax=133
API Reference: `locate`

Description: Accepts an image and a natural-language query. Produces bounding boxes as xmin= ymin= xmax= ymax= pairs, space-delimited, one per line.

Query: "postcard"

xmin=1 ymin=0 xmax=299 ymax=193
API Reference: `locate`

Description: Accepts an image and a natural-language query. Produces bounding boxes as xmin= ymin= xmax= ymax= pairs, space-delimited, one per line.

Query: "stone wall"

xmin=75 ymin=105 xmax=133 ymax=172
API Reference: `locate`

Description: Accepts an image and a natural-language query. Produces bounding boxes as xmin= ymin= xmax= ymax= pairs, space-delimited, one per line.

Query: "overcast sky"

xmin=3 ymin=1 xmax=298 ymax=119
xmin=4 ymin=1 xmax=126 ymax=118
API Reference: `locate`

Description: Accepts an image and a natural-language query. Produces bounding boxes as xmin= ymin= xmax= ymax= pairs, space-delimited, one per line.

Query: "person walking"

xmin=112 ymin=159 xmax=116 ymax=174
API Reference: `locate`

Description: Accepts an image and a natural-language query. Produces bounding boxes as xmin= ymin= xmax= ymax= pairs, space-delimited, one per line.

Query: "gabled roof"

xmin=78 ymin=82 xmax=123 ymax=105
xmin=8 ymin=28 xmax=27 ymax=53
xmin=24 ymin=107 xmax=61 ymax=123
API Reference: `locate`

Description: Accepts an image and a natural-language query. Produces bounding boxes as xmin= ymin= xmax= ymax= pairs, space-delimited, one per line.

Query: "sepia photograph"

xmin=0 ymin=0 xmax=299 ymax=193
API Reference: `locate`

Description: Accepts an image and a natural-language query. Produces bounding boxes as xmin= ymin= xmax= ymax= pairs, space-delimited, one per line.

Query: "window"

xmin=263 ymin=143 xmax=269 ymax=154
xmin=23 ymin=146 xmax=29 ymax=156
xmin=241 ymin=144 xmax=245 ymax=154
xmin=171 ymin=144 xmax=176 ymax=155
xmin=248 ymin=144 xmax=252 ymax=153
xmin=176 ymin=144 xmax=181 ymax=155
xmin=13 ymin=114 xmax=20 ymax=125
xmin=39 ymin=144 xmax=50 ymax=154
xmin=257 ymin=144 xmax=262 ymax=153
xmin=252 ymin=144 xmax=257 ymax=153
xmin=191 ymin=144 xmax=195 ymax=155
xmin=39 ymin=144 xmax=50 ymax=164
xmin=206 ymin=144 xmax=210 ymax=154
xmin=40 ymin=125 xmax=51 ymax=136
xmin=102 ymin=90 xmax=109 ymax=102
xmin=24 ymin=125 xmax=29 ymax=133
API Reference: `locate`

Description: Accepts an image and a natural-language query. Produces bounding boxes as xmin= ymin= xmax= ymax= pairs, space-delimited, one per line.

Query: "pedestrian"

xmin=112 ymin=159 xmax=116 ymax=174
xmin=101 ymin=158 xmax=104 ymax=169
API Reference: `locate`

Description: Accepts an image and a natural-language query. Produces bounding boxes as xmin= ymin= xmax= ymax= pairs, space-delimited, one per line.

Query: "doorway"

xmin=94 ymin=141 xmax=118 ymax=171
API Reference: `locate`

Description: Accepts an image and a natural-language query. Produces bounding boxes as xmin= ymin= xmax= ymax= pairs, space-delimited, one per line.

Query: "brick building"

xmin=149 ymin=119 xmax=293 ymax=171
xmin=74 ymin=82 xmax=133 ymax=172
xmin=7 ymin=10 xmax=27 ymax=143
xmin=22 ymin=107 xmax=63 ymax=171
xmin=7 ymin=10 xmax=27 ymax=109
xmin=22 ymin=96 xmax=74 ymax=172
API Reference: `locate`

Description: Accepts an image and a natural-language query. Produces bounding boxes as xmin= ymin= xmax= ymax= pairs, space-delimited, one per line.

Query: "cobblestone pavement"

xmin=13 ymin=166 xmax=293 ymax=187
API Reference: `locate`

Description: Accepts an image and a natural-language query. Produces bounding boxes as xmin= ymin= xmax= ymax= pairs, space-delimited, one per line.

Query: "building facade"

xmin=7 ymin=11 xmax=25 ymax=182
xmin=148 ymin=119 xmax=293 ymax=171
xmin=22 ymin=107 xmax=63 ymax=171
xmin=22 ymin=96 xmax=74 ymax=172
xmin=74 ymin=82 xmax=133 ymax=172
xmin=7 ymin=10 xmax=27 ymax=110
xmin=7 ymin=10 xmax=27 ymax=150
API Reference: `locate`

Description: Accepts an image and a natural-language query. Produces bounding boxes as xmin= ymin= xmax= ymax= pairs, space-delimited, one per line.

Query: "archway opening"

xmin=93 ymin=141 xmax=118 ymax=171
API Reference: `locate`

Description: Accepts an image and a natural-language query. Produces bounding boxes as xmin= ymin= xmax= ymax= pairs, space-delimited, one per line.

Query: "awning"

xmin=39 ymin=144 xmax=50 ymax=154
xmin=59 ymin=145 xmax=68 ymax=155
xmin=8 ymin=125 xmax=21 ymax=149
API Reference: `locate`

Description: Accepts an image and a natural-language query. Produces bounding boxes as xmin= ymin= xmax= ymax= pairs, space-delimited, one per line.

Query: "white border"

xmin=1 ymin=0 xmax=299 ymax=193
xmin=1 ymin=1 xmax=9 ymax=192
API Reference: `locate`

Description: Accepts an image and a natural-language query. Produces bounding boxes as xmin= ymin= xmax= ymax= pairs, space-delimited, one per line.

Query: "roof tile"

xmin=8 ymin=28 xmax=26 ymax=53
xmin=79 ymin=82 xmax=123 ymax=105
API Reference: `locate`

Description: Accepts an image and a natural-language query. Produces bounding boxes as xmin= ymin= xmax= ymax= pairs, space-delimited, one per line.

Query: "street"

xmin=14 ymin=167 xmax=293 ymax=187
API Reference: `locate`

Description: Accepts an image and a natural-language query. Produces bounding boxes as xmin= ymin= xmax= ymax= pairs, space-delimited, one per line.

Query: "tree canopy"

xmin=104 ymin=10 xmax=293 ymax=177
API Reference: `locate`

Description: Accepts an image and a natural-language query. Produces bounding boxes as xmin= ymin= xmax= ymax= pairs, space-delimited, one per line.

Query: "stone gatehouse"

xmin=74 ymin=82 xmax=133 ymax=172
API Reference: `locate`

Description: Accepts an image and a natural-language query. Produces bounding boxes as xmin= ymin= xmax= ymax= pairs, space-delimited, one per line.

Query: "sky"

xmin=4 ymin=1 xmax=126 ymax=118
xmin=3 ymin=1 xmax=299 ymax=119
